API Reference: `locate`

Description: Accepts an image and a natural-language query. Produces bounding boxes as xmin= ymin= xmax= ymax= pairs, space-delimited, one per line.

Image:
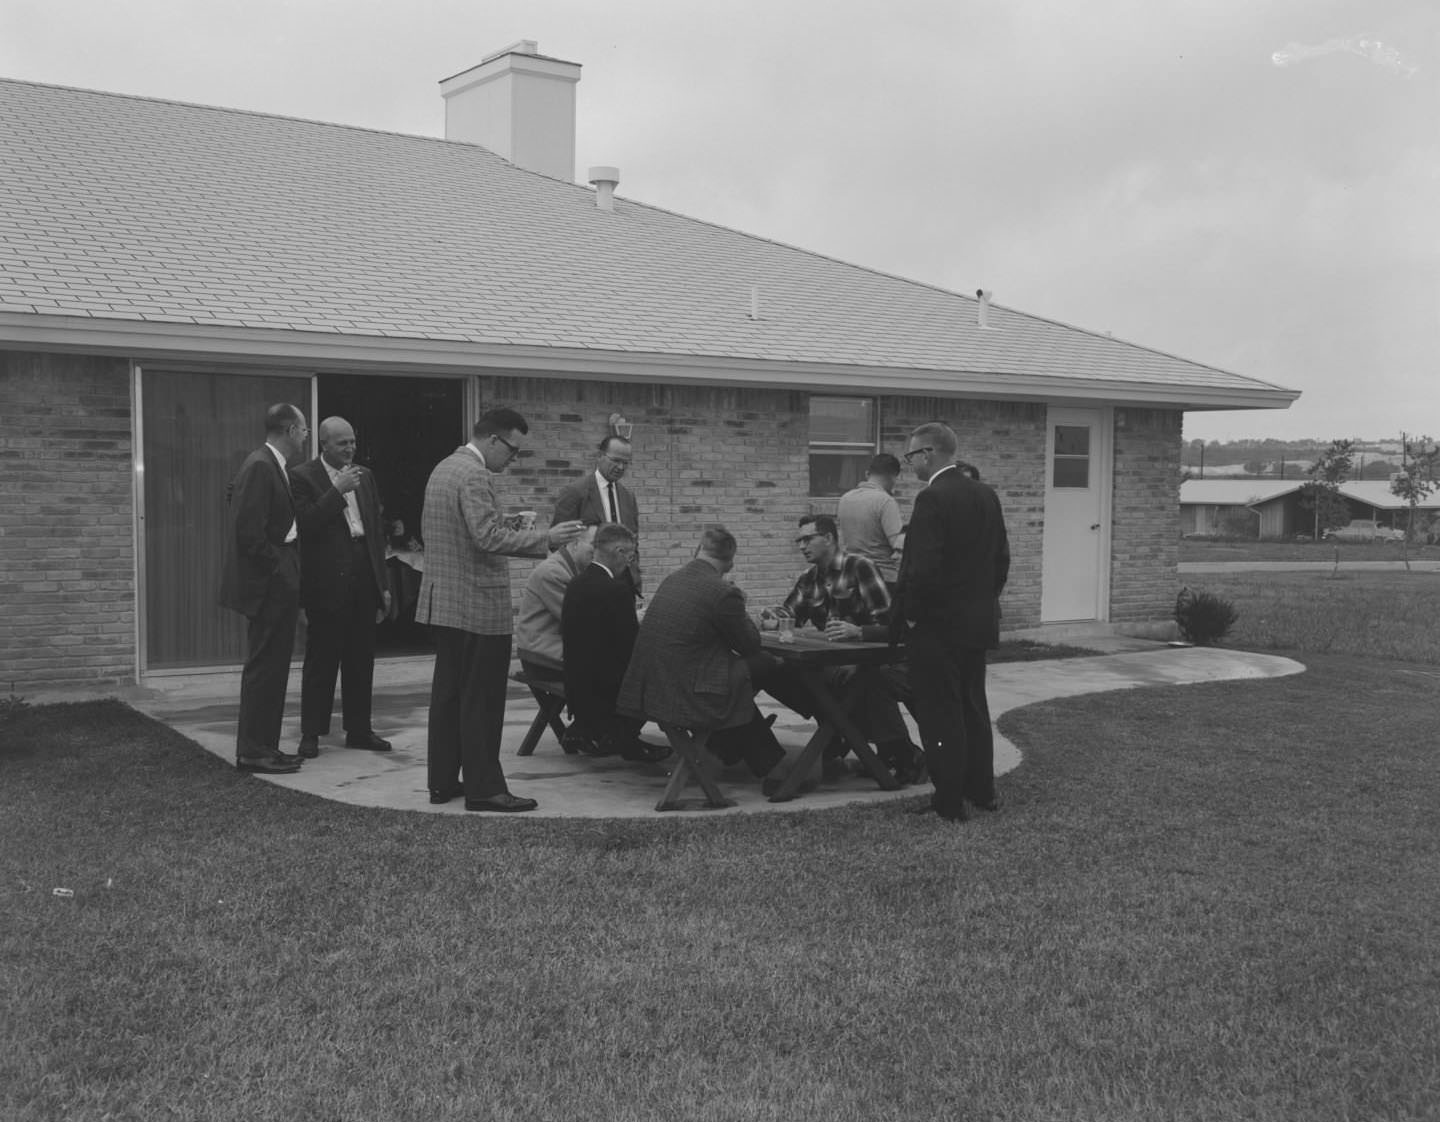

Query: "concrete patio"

xmin=130 ymin=641 xmax=1305 ymax=819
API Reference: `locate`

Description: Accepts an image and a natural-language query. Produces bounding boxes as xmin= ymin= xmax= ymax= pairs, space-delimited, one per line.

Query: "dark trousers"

xmin=706 ymin=706 xmax=786 ymax=777
xmin=235 ymin=549 xmax=300 ymax=756
xmin=427 ymin=627 xmax=512 ymax=799
xmin=300 ymin=543 xmax=378 ymax=737
xmin=906 ymin=631 xmax=994 ymax=814
xmin=825 ymin=663 xmax=913 ymax=756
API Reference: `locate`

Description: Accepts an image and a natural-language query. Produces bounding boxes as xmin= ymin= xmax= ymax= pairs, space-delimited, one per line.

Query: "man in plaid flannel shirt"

xmin=777 ymin=513 xmax=925 ymax=784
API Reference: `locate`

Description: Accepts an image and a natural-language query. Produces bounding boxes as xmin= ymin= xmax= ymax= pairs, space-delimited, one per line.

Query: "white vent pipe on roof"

xmin=976 ymin=289 xmax=993 ymax=329
xmin=588 ymin=166 xmax=619 ymax=210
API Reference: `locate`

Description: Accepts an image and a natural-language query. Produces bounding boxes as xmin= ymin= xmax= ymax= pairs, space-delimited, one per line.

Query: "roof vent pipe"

xmin=976 ymin=289 xmax=993 ymax=329
xmin=588 ymin=166 xmax=619 ymax=210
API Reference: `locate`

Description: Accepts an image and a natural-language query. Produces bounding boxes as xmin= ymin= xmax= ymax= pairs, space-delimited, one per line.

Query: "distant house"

xmin=1181 ymin=478 xmax=1440 ymax=540
xmin=1338 ymin=481 xmax=1440 ymax=535
xmin=0 ymin=42 xmax=1299 ymax=692
xmin=1179 ymin=480 xmax=1305 ymax=539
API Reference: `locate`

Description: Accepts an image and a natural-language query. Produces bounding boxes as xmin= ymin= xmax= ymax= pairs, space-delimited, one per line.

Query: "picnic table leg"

xmin=768 ymin=666 xmax=901 ymax=801
xmin=516 ymin=688 xmax=571 ymax=756
xmin=656 ymin=726 xmax=736 ymax=812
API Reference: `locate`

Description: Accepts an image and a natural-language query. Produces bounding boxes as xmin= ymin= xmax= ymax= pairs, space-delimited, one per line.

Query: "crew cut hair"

xmin=597 ymin=434 xmax=632 ymax=455
xmin=798 ymin=513 xmax=839 ymax=541
xmin=594 ymin=523 xmax=636 ymax=551
xmin=265 ymin=403 xmax=303 ymax=435
xmin=909 ymin=421 xmax=958 ymax=458
xmin=473 ymin=407 xmax=529 ymax=439
xmin=697 ymin=525 xmax=738 ymax=564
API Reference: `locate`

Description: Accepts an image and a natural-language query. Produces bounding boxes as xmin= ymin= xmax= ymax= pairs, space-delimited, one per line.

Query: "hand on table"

xmin=824 ymin=619 xmax=862 ymax=642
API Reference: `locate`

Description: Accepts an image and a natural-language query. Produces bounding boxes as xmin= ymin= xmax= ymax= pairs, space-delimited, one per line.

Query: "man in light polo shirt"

xmin=836 ymin=453 xmax=905 ymax=586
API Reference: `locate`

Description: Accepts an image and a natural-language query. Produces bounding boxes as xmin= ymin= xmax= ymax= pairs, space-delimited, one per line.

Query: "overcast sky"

xmin=3 ymin=0 xmax=1435 ymax=443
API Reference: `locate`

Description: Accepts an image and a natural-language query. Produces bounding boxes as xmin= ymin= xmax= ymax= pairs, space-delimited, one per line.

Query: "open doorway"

xmin=316 ymin=374 xmax=466 ymax=656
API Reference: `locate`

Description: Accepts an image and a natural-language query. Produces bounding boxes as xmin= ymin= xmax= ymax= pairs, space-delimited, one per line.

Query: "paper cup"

xmin=517 ymin=510 xmax=537 ymax=530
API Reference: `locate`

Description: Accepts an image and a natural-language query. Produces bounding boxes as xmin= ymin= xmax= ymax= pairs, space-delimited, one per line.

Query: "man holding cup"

xmin=417 ymin=408 xmax=585 ymax=812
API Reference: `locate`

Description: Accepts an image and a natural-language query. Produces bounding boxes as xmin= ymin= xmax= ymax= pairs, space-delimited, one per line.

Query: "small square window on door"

xmin=1052 ymin=425 xmax=1091 ymax=488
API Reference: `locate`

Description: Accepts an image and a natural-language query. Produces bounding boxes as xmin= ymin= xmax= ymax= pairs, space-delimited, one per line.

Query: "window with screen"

xmin=1052 ymin=424 xmax=1090 ymax=488
xmin=809 ymin=396 xmax=877 ymax=496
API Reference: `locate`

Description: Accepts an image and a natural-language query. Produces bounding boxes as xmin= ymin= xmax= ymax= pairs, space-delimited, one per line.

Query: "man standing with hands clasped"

xmin=553 ymin=435 xmax=642 ymax=595
xmin=290 ymin=416 xmax=392 ymax=759
xmin=893 ymin=422 xmax=1010 ymax=822
xmin=418 ymin=408 xmax=585 ymax=812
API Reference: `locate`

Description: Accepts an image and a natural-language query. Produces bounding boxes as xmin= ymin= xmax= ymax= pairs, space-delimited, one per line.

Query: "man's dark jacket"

xmin=288 ymin=457 xmax=386 ymax=613
xmin=893 ymin=467 xmax=1010 ymax=648
xmin=561 ymin=562 xmax=639 ymax=726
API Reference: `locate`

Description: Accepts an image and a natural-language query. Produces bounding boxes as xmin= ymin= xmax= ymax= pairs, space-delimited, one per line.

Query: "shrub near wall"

xmin=0 ymin=352 xmax=135 ymax=691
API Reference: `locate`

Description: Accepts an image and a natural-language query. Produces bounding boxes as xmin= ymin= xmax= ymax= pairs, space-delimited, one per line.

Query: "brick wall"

xmin=479 ymin=377 xmax=1046 ymax=626
xmin=0 ymin=351 xmax=135 ymax=691
xmin=1109 ymin=407 xmax=1182 ymax=624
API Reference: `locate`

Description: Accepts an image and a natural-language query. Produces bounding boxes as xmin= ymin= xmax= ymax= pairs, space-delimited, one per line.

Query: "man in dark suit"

xmin=218 ymin=403 xmax=310 ymax=774
xmin=290 ymin=416 xmax=392 ymax=758
xmin=553 ymin=435 xmax=642 ymax=594
xmin=893 ymin=422 xmax=1011 ymax=821
xmin=617 ymin=526 xmax=811 ymax=794
xmin=560 ymin=524 xmax=669 ymax=763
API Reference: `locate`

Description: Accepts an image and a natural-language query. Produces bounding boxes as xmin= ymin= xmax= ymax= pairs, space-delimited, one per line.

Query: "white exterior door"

xmin=1041 ymin=407 xmax=1110 ymax=622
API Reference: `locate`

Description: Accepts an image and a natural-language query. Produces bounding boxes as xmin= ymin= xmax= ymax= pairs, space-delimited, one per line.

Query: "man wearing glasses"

xmin=417 ymin=408 xmax=585 ymax=812
xmin=776 ymin=514 xmax=925 ymax=784
xmin=219 ymin=403 xmax=311 ymax=774
xmin=894 ymin=423 xmax=1010 ymax=821
xmin=553 ymin=435 xmax=642 ymax=596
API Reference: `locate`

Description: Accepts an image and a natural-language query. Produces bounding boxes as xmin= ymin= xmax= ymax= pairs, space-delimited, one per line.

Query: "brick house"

xmin=0 ymin=44 xmax=1298 ymax=693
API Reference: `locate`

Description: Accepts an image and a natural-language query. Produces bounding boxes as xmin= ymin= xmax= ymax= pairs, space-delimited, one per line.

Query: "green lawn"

xmin=1179 ymin=537 xmax=1440 ymax=564
xmin=6 ymin=572 xmax=1440 ymax=1120
xmin=1190 ymin=570 xmax=1440 ymax=664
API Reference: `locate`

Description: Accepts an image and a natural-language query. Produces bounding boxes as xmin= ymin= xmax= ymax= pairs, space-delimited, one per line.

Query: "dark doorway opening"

xmin=316 ymin=374 xmax=465 ymax=656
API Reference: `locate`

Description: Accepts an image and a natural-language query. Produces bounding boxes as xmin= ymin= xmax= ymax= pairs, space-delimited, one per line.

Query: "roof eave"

xmin=0 ymin=313 xmax=1299 ymax=411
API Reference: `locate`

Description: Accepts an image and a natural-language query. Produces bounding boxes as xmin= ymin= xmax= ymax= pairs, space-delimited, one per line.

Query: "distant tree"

xmin=1299 ymin=439 xmax=1354 ymax=541
xmin=1358 ymin=458 xmax=1399 ymax=480
xmin=1390 ymin=434 xmax=1439 ymax=570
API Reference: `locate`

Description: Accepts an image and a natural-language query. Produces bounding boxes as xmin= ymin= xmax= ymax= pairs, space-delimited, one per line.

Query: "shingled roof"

xmin=0 ymin=78 xmax=1297 ymax=410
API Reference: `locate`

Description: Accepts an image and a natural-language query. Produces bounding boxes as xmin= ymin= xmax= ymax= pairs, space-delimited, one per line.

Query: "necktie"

xmin=607 ymin=482 xmax=619 ymax=524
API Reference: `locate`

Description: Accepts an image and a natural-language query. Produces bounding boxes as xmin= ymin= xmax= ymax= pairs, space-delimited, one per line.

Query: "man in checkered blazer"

xmin=417 ymin=407 xmax=585 ymax=812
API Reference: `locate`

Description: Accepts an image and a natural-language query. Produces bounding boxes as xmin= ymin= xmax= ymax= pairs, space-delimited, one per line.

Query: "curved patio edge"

xmin=136 ymin=646 xmax=1306 ymax=820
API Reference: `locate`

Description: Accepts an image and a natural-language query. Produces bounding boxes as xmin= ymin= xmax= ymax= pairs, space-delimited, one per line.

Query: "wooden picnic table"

xmin=758 ymin=629 xmax=903 ymax=802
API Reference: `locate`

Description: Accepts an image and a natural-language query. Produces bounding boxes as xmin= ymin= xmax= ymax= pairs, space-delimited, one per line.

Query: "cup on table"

xmin=517 ymin=510 xmax=537 ymax=530
xmin=776 ymin=618 xmax=795 ymax=643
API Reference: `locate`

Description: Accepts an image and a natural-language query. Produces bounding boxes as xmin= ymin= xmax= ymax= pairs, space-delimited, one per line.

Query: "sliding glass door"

xmin=139 ymin=369 xmax=311 ymax=669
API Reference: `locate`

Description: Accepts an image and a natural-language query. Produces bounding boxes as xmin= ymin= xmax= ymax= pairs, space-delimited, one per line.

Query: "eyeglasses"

xmin=902 ymin=447 xmax=933 ymax=464
xmin=492 ymin=434 xmax=520 ymax=457
xmin=794 ymin=533 xmax=825 ymax=547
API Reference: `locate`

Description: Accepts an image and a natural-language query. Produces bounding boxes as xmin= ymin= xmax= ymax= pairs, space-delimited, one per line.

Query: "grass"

xmin=1179 ymin=537 xmax=1440 ymax=564
xmin=5 ymin=575 xmax=1440 ymax=1120
xmin=1188 ymin=570 xmax=1440 ymax=664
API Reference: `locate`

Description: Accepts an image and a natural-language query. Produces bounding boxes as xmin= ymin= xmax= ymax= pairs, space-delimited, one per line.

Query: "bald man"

xmin=290 ymin=416 xmax=392 ymax=757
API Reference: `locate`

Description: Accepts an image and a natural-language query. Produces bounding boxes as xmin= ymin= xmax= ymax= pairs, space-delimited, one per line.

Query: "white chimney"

xmin=976 ymin=289 xmax=993 ymax=329
xmin=440 ymin=40 xmax=582 ymax=181
xmin=588 ymin=166 xmax=619 ymax=210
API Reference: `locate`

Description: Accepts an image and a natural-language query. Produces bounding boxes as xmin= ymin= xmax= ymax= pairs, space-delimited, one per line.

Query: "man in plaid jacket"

xmin=417 ymin=407 xmax=584 ymax=812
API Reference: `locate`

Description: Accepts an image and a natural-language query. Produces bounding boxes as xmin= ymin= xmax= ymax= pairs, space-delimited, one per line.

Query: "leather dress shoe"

xmin=429 ymin=784 xmax=465 ymax=805
xmin=236 ymin=750 xmax=301 ymax=774
xmin=297 ymin=735 xmax=320 ymax=759
xmin=464 ymin=793 xmax=538 ymax=813
xmin=968 ymin=793 xmax=1000 ymax=813
xmin=272 ymin=748 xmax=305 ymax=766
xmin=345 ymin=731 xmax=392 ymax=752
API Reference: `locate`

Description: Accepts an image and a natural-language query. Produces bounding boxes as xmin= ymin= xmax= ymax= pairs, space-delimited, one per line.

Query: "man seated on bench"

xmin=561 ymin=524 xmax=670 ymax=764
xmin=777 ymin=513 xmax=925 ymax=784
xmin=515 ymin=523 xmax=596 ymax=752
xmin=616 ymin=525 xmax=816 ymax=796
